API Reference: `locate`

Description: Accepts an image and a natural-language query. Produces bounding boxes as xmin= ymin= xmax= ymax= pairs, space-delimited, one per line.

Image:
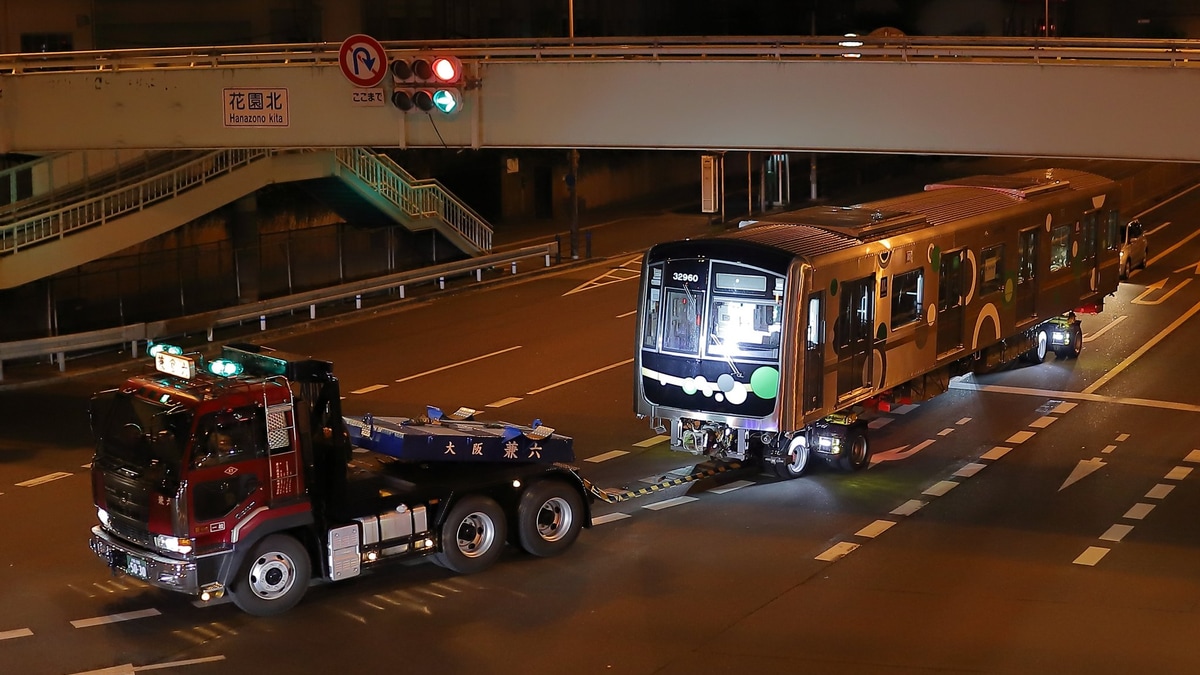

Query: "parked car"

xmin=1120 ymin=218 xmax=1148 ymax=279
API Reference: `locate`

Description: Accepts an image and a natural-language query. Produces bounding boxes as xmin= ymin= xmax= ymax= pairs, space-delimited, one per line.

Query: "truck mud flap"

xmin=585 ymin=461 xmax=743 ymax=504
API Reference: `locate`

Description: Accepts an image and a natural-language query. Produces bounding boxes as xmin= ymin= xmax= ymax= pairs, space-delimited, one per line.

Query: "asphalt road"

xmin=5 ymin=172 xmax=1200 ymax=674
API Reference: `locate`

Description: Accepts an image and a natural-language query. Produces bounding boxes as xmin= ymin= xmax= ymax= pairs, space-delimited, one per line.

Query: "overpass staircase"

xmin=0 ymin=147 xmax=493 ymax=289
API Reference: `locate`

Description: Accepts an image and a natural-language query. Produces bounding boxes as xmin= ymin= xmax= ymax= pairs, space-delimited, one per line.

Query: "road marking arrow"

xmin=1060 ymin=457 xmax=1106 ymax=491
xmin=1173 ymin=259 xmax=1200 ymax=275
xmin=869 ymin=439 xmax=936 ymax=466
xmin=1131 ymin=278 xmax=1191 ymax=305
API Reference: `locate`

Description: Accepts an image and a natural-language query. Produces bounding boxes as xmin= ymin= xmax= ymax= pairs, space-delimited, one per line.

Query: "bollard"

xmin=439 ymin=276 xmax=445 ymax=290
xmin=544 ymin=253 xmax=550 ymax=267
xmin=207 ymin=327 xmax=214 ymax=342
xmin=56 ymin=351 xmax=66 ymax=372
xmin=260 ymin=315 xmax=267 ymax=331
xmin=476 ymin=269 xmax=482 ymax=282
xmin=399 ymin=285 xmax=405 ymax=299
xmin=511 ymin=262 xmax=517 ymax=274
xmin=355 ymin=294 xmax=362 ymax=309
xmin=310 ymin=304 xmax=316 ymax=320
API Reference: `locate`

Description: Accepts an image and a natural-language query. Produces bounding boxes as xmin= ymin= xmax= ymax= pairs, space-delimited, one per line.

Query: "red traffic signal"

xmin=391 ymin=55 xmax=463 ymax=114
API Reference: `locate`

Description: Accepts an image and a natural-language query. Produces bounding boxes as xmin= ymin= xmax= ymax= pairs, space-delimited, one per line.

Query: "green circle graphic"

xmin=750 ymin=367 xmax=780 ymax=400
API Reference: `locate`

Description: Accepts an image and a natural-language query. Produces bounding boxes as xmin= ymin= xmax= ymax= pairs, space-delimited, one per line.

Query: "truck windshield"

xmin=91 ymin=390 xmax=192 ymax=479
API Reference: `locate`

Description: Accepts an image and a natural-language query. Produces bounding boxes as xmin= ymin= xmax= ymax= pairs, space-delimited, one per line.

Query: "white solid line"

xmin=1145 ymin=484 xmax=1175 ymax=499
xmin=16 ymin=471 xmax=73 ymax=487
xmin=81 ymin=462 xmax=93 ymax=469
xmin=1083 ymin=315 xmax=1126 ymax=343
xmin=591 ymin=512 xmax=631 ymax=525
xmin=395 ymin=346 xmax=523 ymax=383
xmin=585 ymin=450 xmax=629 ymax=463
xmin=137 ymin=656 xmax=228 ymax=671
xmin=1051 ymin=402 xmax=1078 ymax=414
xmin=1028 ymin=416 xmax=1057 ymax=429
xmin=954 ymin=462 xmax=987 ymax=478
xmin=642 ymin=496 xmax=698 ymax=511
xmin=526 ymin=358 xmax=634 ymax=395
xmin=486 ymin=397 xmax=522 ymax=408
xmin=891 ymin=499 xmax=926 ymax=516
xmin=1006 ymin=430 xmax=1036 ymax=444
xmin=867 ymin=417 xmax=893 ymax=429
xmin=980 ymin=446 xmax=1012 ymax=461
xmin=1165 ymin=466 xmax=1193 ymax=481
xmin=937 ymin=428 xmax=955 ymax=436
xmin=1123 ymin=503 xmax=1156 ymax=520
xmin=1101 ymin=445 xmax=1117 ymax=454
xmin=923 ymin=480 xmax=959 ymax=497
xmin=956 ymin=417 xmax=972 ymax=425
xmin=0 ymin=628 xmax=32 ymax=640
xmin=350 ymin=384 xmax=388 ymax=395
xmin=616 ymin=309 xmax=637 ymax=318
xmin=815 ymin=542 xmax=860 ymax=562
xmin=1100 ymin=524 xmax=1134 ymax=542
xmin=633 ymin=435 xmax=669 ymax=448
xmin=1074 ymin=546 xmax=1110 ymax=566
xmin=949 ymin=381 xmax=1200 ymax=414
xmin=71 ymin=608 xmax=161 ymax=629
xmin=1084 ymin=297 xmax=1200 ymax=395
xmin=1185 ymin=449 xmax=1200 ymax=463
xmin=708 ymin=480 xmax=754 ymax=494
xmin=855 ymin=520 xmax=896 ymax=539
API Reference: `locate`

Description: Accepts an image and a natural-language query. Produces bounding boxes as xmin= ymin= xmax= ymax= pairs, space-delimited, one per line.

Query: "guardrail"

xmin=0 ymin=241 xmax=558 ymax=381
xmin=7 ymin=36 xmax=1200 ymax=74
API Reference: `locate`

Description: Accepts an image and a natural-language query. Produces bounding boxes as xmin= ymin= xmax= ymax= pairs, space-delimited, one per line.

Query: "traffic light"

xmin=390 ymin=55 xmax=463 ymax=114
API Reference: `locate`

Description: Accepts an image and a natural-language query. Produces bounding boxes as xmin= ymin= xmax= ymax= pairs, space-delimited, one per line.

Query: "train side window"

xmin=1050 ymin=224 xmax=1071 ymax=272
xmin=1080 ymin=216 xmax=1097 ymax=262
xmin=1105 ymin=210 xmax=1120 ymax=250
xmin=979 ymin=244 xmax=1005 ymax=295
xmin=1019 ymin=229 xmax=1038 ymax=282
xmin=890 ymin=268 xmax=923 ymax=328
xmin=642 ymin=287 xmax=661 ymax=348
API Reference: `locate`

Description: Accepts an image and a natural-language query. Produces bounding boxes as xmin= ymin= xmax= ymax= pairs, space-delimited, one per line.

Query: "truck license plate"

xmin=124 ymin=556 xmax=149 ymax=580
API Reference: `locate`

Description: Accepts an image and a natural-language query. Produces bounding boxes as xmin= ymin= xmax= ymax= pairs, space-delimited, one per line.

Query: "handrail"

xmin=0 ymin=241 xmax=558 ymax=382
xmin=8 ymin=37 xmax=1200 ymax=74
xmin=0 ymin=148 xmax=274 ymax=255
xmin=333 ymin=147 xmax=493 ymax=252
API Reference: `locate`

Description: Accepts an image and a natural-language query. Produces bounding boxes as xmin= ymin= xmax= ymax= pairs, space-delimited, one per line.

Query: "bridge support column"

xmin=232 ymin=194 xmax=261 ymax=302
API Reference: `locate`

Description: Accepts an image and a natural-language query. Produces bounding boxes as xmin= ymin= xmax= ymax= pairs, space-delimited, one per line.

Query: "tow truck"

xmin=88 ymin=342 xmax=592 ymax=616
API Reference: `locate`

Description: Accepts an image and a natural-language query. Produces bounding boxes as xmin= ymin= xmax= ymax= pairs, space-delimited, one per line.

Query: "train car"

xmin=634 ymin=168 xmax=1122 ymax=478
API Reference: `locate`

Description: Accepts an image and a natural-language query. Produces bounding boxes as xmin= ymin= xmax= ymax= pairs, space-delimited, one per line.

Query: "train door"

xmin=803 ymin=291 xmax=824 ymax=412
xmin=836 ymin=276 xmax=874 ymax=397
xmin=1017 ymin=228 xmax=1038 ymax=319
xmin=937 ymin=250 xmax=965 ymax=354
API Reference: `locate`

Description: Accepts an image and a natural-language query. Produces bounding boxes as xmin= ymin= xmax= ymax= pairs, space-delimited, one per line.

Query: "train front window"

xmin=662 ymin=288 xmax=703 ymax=354
xmin=708 ymin=299 xmax=781 ymax=359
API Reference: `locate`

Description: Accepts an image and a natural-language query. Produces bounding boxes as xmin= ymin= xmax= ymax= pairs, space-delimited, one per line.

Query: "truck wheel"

xmin=1024 ymin=329 xmax=1048 ymax=364
xmin=838 ymin=430 xmax=871 ymax=472
xmin=775 ymin=436 xmax=811 ymax=479
xmin=230 ymin=534 xmax=310 ymax=616
xmin=517 ymin=480 xmax=584 ymax=557
xmin=432 ymin=495 xmax=507 ymax=574
xmin=1064 ymin=324 xmax=1083 ymax=359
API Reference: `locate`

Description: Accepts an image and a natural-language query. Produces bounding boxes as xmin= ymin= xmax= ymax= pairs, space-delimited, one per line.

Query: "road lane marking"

xmin=71 ymin=608 xmax=161 ymax=628
xmin=1165 ymin=466 xmax=1193 ymax=481
xmin=891 ymin=404 xmax=919 ymax=414
xmin=980 ymin=446 xmax=1012 ymax=461
xmin=69 ymin=656 xmax=228 ymax=674
xmin=592 ymin=512 xmax=631 ymax=525
xmin=17 ymin=471 xmax=73 ymax=487
xmin=1145 ymin=484 xmax=1175 ymax=499
xmin=708 ymin=480 xmax=754 ymax=494
xmin=951 ymin=380 xmax=1200 ymax=413
xmin=815 ymin=542 xmax=859 ymax=562
xmin=526 ymin=358 xmax=634 ymax=395
xmin=1185 ymin=449 xmax=1200 ymax=463
xmin=1083 ymin=315 xmax=1126 ymax=343
xmin=395 ymin=346 xmax=523 ymax=383
xmin=1101 ymin=444 xmax=1117 ymax=454
xmin=1074 ymin=546 xmax=1110 ymax=566
xmin=1006 ymin=431 xmax=1036 ymax=444
xmin=350 ymin=384 xmax=388 ymax=395
xmin=1099 ymin=524 xmax=1134 ymax=542
xmin=1116 ymin=433 xmax=1130 ymax=442
xmin=616 ymin=309 xmax=637 ymax=318
xmin=585 ymin=450 xmax=629 ymax=463
xmin=486 ymin=397 xmax=522 ymax=408
xmin=922 ymin=480 xmax=959 ymax=497
xmin=937 ymin=427 xmax=955 ymax=436
xmin=1060 ymin=458 xmax=1106 ymax=491
xmin=1050 ymin=402 xmax=1077 ymax=414
xmin=1147 ymin=224 xmax=1200 ymax=269
xmin=1028 ymin=416 xmax=1057 ymax=428
xmin=890 ymin=500 xmax=927 ymax=516
xmin=855 ymin=520 xmax=896 ymax=538
xmin=870 ymin=439 xmax=935 ymax=465
xmin=956 ymin=417 xmax=972 ymax=425
xmin=0 ymin=628 xmax=32 ymax=641
xmin=1085 ymin=297 xmax=1200 ymax=395
xmin=634 ymin=435 xmax=669 ymax=448
xmin=867 ymin=417 xmax=893 ymax=428
xmin=1123 ymin=503 xmax=1155 ymax=520
xmin=642 ymin=496 xmax=698 ymax=511
xmin=954 ymin=462 xmax=987 ymax=478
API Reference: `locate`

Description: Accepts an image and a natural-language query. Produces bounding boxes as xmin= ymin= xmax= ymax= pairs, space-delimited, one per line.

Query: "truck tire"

xmin=837 ymin=430 xmax=871 ymax=472
xmin=230 ymin=534 xmax=311 ymax=616
xmin=432 ymin=495 xmax=507 ymax=574
xmin=775 ymin=435 xmax=811 ymax=479
xmin=1024 ymin=329 xmax=1048 ymax=364
xmin=517 ymin=479 xmax=584 ymax=557
xmin=1064 ymin=323 xmax=1083 ymax=359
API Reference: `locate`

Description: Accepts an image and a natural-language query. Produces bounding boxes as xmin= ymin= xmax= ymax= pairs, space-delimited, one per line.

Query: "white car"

xmin=1119 ymin=219 xmax=1148 ymax=279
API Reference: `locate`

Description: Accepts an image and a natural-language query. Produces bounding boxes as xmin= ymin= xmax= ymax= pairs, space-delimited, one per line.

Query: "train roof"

xmin=720 ymin=168 xmax=1113 ymax=258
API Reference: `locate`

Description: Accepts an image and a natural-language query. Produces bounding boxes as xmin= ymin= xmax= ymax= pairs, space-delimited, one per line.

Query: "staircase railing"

xmin=0 ymin=149 xmax=275 ymax=255
xmin=333 ymin=147 xmax=492 ymax=252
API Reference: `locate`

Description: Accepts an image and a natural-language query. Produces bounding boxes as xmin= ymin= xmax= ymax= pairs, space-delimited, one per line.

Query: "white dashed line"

xmin=815 ymin=542 xmax=860 ymax=562
xmin=585 ymin=450 xmax=629 ymax=463
xmin=868 ymin=417 xmax=893 ymax=429
xmin=642 ymin=496 xmax=698 ymax=511
xmin=891 ymin=404 xmax=919 ymax=415
xmin=1074 ymin=546 xmax=1110 ymax=566
xmin=1123 ymin=503 xmax=1155 ymax=520
xmin=855 ymin=520 xmax=896 ymax=538
xmin=1101 ymin=444 xmax=1117 ymax=454
xmin=525 ymin=359 xmax=633 ymax=396
xmin=954 ymin=462 xmax=987 ymax=478
xmin=0 ymin=628 xmax=32 ymax=641
xmin=937 ymin=428 xmax=955 ymax=436
xmin=956 ymin=417 xmax=973 ymax=425
xmin=708 ymin=480 xmax=754 ymax=494
xmin=71 ymin=608 xmax=161 ymax=628
xmin=486 ymin=397 xmax=522 ymax=408
xmin=890 ymin=500 xmax=927 ymax=516
xmin=922 ymin=480 xmax=959 ymax=497
xmin=633 ymin=435 xmax=669 ymax=448
xmin=1006 ymin=430 xmax=1036 ymax=444
xmin=1115 ymin=433 xmax=1130 ymax=442
xmin=591 ymin=512 xmax=631 ymax=525
xmin=350 ymin=384 xmax=389 ymax=395
xmin=981 ymin=446 xmax=1012 ymax=461
xmin=1099 ymin=524 xmax=1134 ymax=543
xmin=16 ymin=472 xmax=72 ymax=487
xmin=1185 ymin=449 xmax=1200 ymax=463
xmin=1145 ymin=484 xmax=1175 ymax=499
xmin=1050 ymin=402 xmax=1077 ymax=414
xmin=1165 ymin=466 xmax=1193 ymax=481
xmin=394 ymin=346 xmax=523 ymax=383
xmin=1028 ymin=416 xmax=1057 ymax=429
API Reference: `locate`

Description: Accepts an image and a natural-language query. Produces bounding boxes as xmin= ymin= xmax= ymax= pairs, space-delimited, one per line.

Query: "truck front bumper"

xmin=90 ymin=526 xmax=199 ymax=594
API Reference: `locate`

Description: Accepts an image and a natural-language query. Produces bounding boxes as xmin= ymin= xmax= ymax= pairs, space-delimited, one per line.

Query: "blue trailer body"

xmin=343 ymin=406 xmax=575 ymax=464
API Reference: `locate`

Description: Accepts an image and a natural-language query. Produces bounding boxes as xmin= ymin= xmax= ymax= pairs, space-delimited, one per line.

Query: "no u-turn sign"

xmin=339 ymin=34 xmax=387 ymax=88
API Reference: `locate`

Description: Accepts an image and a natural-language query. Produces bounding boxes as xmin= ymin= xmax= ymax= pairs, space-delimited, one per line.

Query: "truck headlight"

xmin=1053 ymin=331 xmax=1065 ymax=343
xmin=97 ymin=508 xmax=110 ymax=529
xmin=153 ymin=534 xmax=193 ymax=555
